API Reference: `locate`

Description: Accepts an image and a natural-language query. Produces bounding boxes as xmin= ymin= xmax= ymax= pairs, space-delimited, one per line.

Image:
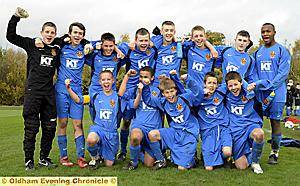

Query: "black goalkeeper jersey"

xmin=6 ymin=15 xmax=60 ymax=95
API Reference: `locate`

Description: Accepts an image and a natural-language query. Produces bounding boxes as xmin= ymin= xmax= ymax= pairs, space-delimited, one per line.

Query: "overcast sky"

xmin=1 ymin=0 xmax=300 ymax=49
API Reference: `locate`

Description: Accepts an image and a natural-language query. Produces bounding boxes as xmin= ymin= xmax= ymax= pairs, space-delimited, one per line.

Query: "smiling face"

xmin=69 ymin=26 xmax=84 ymax=46
xmin=235 ymin=35 xmax=250 ymax=52
xmin=162 ymin=88 xmax=177 ymax=103
xmin=102 ymin=40 xmax=115 ymax=56
xmin=227 ymin=79 xmax=242 ymax=96
xmin=40 ymin=26 xmax=56 ymax=45
xmin=161 ymin=24 xmax=175 ymax=44
xmin=136 ymin=33 xmax=150 ymax=52
xmin=261 ymin=24 xmax=276 ymax=47
xmin=99 ymin=71 xmax=114 ymax=94
xmin=192 ymin=30 xmax=206 ymax=48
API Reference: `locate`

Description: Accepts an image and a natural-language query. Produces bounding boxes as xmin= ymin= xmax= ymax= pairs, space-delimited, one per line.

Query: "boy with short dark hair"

xmin=119 ymin=67 xmax=162 ymax=170
xmin=224 ymin=71 xmax=265 ymax=174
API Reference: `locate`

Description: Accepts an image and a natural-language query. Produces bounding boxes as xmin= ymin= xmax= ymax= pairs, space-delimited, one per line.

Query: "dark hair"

xmin=204 ymin=72 xmax=217 ymax=83
xmin=135 ymin=28 xmax=150 ymax=39
xmin=99 ymin=70 xmax=114 ymax=79
xmin=162 ymin=21 xmax=175 ymax=27
xmin=68 ymin=22 xmax=86 ymax=36
xmin=42 ymin=22 xmax=57 ymax=32
xmin=236 ymin=30 xmax=253 ymax=52
xmin=101 ymin=32 xmax=115 ymax=43
xmin=225 ymin=71 xmax=242 ymax=84
xmin=262 ymin=23 xmax=276 ymax=31
xmin=236 ymin=30 xmax=250 ymax=38
xmin=140 ymin=66 xmax=154 ymax=77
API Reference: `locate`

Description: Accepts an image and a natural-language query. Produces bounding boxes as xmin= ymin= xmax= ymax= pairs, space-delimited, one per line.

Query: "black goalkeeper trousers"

xmin=22 ymin=92 xmax=57 ymax=163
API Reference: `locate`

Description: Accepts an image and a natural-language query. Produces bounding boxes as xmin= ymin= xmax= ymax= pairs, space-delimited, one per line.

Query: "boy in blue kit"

xmin=215 ymin=30 xmax=256 ymax=83
xmin=65 ymin=70 xmax=121 ymax=168
xmin=142 ymin=74 xmax=200 ymax=170
xmin=253 ymin=23 xmax=291 ymax=164
xmin=224 ymin=71 xmax=265 ymax=174
xmin=183 ymin=25 xmax=218 ymax=84
xmin=56 ymin=22 xmax=90 ymax=168
xmin=151 ymin=21 xmax=182 ymax=86
xmin=119 ymin=67 xmax=162 ymax=170
xmin=174 ymin=71 xmax=232 ymax=171
xmin=116 ymin=28 xmax=158 ymax=161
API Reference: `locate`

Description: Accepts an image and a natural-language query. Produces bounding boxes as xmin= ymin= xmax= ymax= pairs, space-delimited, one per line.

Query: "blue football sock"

xmin=87 ymin=143 xmax=99 ymax=157
xmin=271 ymin=133 xmax=282 ymax=152
xmin=252 ymin=141 xmax=264 ymax=163
xmin=139 ymin=151 xmax=145 ymax=163
xmin=75 ymin=135 xmax=85 ymax=158
xmin=120 ymin=129 xmax=129 ymax=154
xmin=149 ymin=141 xmax=164 ymax=161
xmin=58 ymin=135 xmax=67 ymax=158
xmin=130 ymin=145 xmax=140 ymax=166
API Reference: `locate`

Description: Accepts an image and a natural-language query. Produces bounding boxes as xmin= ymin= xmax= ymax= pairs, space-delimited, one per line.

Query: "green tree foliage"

xmin=290 ymin=39 xmax=300 ymax=83
xmin=0 ymin=48 xmax=26 ymax=105
xmin=206 ymin=31 xmax=225 ymax=45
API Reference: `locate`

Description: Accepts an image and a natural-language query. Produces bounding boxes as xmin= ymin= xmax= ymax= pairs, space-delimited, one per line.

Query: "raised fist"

xmin=15 ymin=7 xmax=29 ymax=18
xmin=35 ymin=38 xmax=44 ymax=48
xmin=84 ymin=44 xmax=93 ymax=55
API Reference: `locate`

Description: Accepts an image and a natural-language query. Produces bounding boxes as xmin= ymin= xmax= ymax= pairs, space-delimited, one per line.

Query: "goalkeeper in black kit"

xmin=6 ymin=7 xmax=60 ymax=171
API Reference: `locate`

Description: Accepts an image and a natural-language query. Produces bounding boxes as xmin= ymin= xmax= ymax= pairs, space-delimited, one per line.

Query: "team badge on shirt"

xmin=152 ymin=91 xmax=158 ymax=97
xmin=241 ymin=96 xmax=248 ymax=103
xmin=51 ymin=49 xmax=57 ymax=56
xmin=270 ymin=51 xmax=276 ymax=59
xmin=205 ymin=53 xmax=211 ymax=61
xmin=213 ymin=97 xmax=219 ymax=104
xmin=77 ymin=51 xmax=83 ymax=58
xmin=171 ymin=46 xmax=176 ymax=53
xmin=241 ymin=58 xmax=246 ymax=65
xmin=176 ymin=103 xmax=183 ymax=111
xmin=110 ymin=99 xmax=115 ymax=107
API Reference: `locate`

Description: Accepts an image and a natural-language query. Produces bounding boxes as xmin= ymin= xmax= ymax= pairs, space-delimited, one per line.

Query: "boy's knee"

xmin=148 ymin=130 xmax=159 ymax=142
xmin=223 ymin=149 xmax=232 ymax=157
xmin=253 ymin=129 xmax=264 ymax=143
xmin=87 ymin=133 xmax=98 ymax=146
xmin=205 ymin=166 xmax=213 ymax=171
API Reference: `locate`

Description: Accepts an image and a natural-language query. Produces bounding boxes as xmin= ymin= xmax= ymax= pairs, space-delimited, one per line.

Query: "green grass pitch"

xmin=0 ymin=106 xmax=299 ymax=185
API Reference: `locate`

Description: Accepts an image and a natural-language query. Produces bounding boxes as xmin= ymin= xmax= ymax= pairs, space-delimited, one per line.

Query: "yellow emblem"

xmin=177 ymin=103 xmax=183 ymax=111
xmin=110 ymin=99 xmax=115 ymax=107
xmin=152 ymin=91 xmax=157 ymax=97
xmin=270 ymin=51 xmax=276 ymax=59
xmin=77 ymin=51 xmax=83 ymax=58
xmin=213 ymin=97 xmax=219 ymax=104
xmin=205 ymin=53 xmax=211 ymax=61
xmin=51 ymin=49 xmax=57 ymax=56
xmin=171 ymin=46 xmax=176 ymax=52
xmin=241 ymin=58 xmax=246 ymax=65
